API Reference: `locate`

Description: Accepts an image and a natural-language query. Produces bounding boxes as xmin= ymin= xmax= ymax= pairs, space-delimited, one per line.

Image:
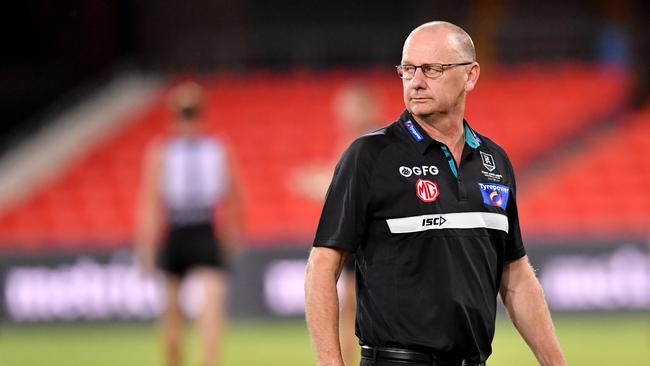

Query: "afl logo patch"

xmin=480 ymin=151 xmax=496 ymax=172
xmin=415 ymin=179 xmax=440 ymax=202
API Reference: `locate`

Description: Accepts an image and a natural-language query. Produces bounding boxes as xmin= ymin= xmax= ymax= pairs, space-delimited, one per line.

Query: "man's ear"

xmin=465 ymin=62 xmax=480 ymax=92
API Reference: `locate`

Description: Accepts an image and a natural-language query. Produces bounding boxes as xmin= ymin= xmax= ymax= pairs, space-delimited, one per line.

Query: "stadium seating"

xmin=519 ymin=104 xmax=650 ymax=237
xmin=0 ymin=64 xmax=635 ymax=249
xmin=466 ymin=63 xmax=628 ymax=170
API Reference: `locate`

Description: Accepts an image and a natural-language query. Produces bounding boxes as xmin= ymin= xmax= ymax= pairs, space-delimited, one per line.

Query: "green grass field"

xmin=0 ymin=315 xmax=647 ymax=365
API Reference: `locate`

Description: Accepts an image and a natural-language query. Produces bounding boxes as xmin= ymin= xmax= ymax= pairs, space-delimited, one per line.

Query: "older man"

xmin=305 ymin=21 xmax=567 ymax=366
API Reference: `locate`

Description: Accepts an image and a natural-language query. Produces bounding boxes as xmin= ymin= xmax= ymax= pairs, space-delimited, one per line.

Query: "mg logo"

xmin=415 ymin=179 xmax=439 ymax=202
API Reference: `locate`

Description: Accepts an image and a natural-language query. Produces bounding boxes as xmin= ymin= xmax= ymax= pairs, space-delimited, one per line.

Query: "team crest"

xmin=416 ymin=179 xmax=439 ymax=202
xmin=480 ymin=151 xmax=496 ymax=172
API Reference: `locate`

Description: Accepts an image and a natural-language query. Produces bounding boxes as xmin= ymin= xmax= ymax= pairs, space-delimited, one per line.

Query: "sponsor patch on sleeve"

xmin=478 ymin=182 xmax=510 ymax=209
xmin=404 ymin=120 xmax=424 ymax=142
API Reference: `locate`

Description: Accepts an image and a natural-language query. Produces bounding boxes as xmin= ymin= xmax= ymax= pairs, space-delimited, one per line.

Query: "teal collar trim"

xmin=440 ymin=145 xmax=459 ymax=177
xmin=464 ymin=121 xmax=481 ymax=149
xmin=399 ymin=110 xmax=481 ymax=154
xmin=440 ymin=121 xmax=480 ymax=178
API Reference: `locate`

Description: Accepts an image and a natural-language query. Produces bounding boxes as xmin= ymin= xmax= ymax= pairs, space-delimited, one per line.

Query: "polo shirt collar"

xmin=399 ymin=110 xmax=482 ymax=154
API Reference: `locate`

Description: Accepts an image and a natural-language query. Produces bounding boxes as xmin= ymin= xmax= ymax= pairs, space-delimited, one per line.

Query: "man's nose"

xmin=409 ymin=67 xmax=428 ymax=89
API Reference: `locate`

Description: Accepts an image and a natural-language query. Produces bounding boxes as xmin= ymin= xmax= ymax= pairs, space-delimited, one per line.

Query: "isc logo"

xmin=422 ymin=216 xmax=447 ymax=227
xmin=415 ymin=179 xmax=439 ymax=202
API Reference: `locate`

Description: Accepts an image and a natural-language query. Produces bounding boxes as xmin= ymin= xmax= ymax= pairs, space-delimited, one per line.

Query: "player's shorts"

xmin=343 ymin=252 xmax=356 ymax=272
xmin=157 ymin=222 xmax=224 ymax=277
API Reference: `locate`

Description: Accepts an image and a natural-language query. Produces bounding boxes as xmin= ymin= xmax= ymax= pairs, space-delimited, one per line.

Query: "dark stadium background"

xmin=0 ymin=1 xmax=648 ymax=365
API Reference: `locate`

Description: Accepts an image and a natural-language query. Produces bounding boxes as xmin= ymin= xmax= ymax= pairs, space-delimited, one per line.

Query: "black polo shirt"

xmin=313 ymin=110 xmax=526 ymax=362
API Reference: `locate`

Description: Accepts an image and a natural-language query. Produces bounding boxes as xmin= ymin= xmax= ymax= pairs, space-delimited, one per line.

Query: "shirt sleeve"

xmin=313 ymin=139 xmax=374 ymax=253
xmin=504 ymin=159 xmax=526 ymax=262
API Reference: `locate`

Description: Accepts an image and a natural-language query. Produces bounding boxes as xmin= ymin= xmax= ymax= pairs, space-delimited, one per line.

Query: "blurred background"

xmin=0 ymin=0 xmax=648 ymax=365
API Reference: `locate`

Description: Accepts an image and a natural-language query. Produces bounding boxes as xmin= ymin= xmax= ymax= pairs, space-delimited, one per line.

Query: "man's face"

xmin=401 ymin=30 xmax=472 ymax=120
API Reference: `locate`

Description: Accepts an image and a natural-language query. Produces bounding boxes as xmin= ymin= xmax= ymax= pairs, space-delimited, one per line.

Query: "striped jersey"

xmin=161 ymin=136 xmax=229 ymax=225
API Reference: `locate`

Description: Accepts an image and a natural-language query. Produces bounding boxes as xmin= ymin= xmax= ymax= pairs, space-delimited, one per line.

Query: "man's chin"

xmin=408 ymin=105 xmax=435 ymax=118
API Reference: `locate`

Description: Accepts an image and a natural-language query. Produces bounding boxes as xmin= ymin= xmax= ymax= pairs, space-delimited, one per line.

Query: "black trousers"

xmin=360 ymin=356 xmax=485 ymax=366
xmin=361 ymin=358 xmax=433 ymax=366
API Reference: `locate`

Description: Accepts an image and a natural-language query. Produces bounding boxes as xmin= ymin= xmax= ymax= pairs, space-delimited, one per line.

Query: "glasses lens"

xmin=396 ymin=66 xmax=406 ymax=78
xmin=422 ymin=65 xmax=443 ymax=78
xmin=396 ymin=65 xmax=413 ymax=79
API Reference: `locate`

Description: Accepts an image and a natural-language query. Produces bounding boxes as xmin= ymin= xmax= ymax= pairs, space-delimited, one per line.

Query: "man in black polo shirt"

xmin=304 ymin=21 xmax=567 ymax=366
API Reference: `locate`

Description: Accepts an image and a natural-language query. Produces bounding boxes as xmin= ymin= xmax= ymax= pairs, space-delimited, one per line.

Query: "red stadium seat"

xmin=519 ymin=105 xmax=650 ymax=238
xmin=0 ymin=65 xmax=634 ymax=249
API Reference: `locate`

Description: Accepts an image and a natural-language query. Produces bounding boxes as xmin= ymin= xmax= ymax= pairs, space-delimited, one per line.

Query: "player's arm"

xmin=499 ymin=255 xmax=567 ymax=366
xmin=134 ymin=140 xmax=164 ymax=274
xmin=220 ymin=144 xmax=244 ymax=256
xmin=305 ymin=246 xmax=348 ymax=366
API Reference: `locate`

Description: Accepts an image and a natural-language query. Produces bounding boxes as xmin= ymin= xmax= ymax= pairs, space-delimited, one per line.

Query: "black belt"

xmin=361 ymin=346 xmax=485 ymax=366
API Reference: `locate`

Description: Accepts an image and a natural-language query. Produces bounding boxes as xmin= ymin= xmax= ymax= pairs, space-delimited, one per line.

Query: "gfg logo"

xmin=399 ymin=165 xmax=439 ymax=177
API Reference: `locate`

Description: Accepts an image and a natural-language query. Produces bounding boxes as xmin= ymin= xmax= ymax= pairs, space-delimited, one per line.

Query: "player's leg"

xmin=161 ymin=275 xmax=184 ymax=366
xmin=340 ymin=269 xmax=358 ymax=366
xmin=195 ymin=267 xmax=228 ymax=366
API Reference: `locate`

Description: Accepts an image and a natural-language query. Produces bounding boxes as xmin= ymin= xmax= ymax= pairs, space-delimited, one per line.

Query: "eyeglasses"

xmin=395 ymin=62 xmax=473 ymax=79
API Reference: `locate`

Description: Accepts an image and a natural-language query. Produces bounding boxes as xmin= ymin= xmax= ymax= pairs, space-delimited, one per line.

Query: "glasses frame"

xmin=395 ymin=62 xmax=474 ymax=79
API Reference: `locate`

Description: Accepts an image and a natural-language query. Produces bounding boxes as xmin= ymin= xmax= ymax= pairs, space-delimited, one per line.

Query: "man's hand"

xmin=305 ymin=246 xmax=348 ymax=366
xmin=500 ymin=256 xmax=568 ymax=366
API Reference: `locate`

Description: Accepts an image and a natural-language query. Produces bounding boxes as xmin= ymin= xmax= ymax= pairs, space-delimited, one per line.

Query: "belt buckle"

xmin=361 ymin=345 xmax=378 ymax=361
xmin=461 ymin=360 xmax=485 ymax=366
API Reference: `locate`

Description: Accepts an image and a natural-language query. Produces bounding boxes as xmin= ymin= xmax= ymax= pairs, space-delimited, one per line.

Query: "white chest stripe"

xmin=386 ymin=212 xmax=509 ymax=234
